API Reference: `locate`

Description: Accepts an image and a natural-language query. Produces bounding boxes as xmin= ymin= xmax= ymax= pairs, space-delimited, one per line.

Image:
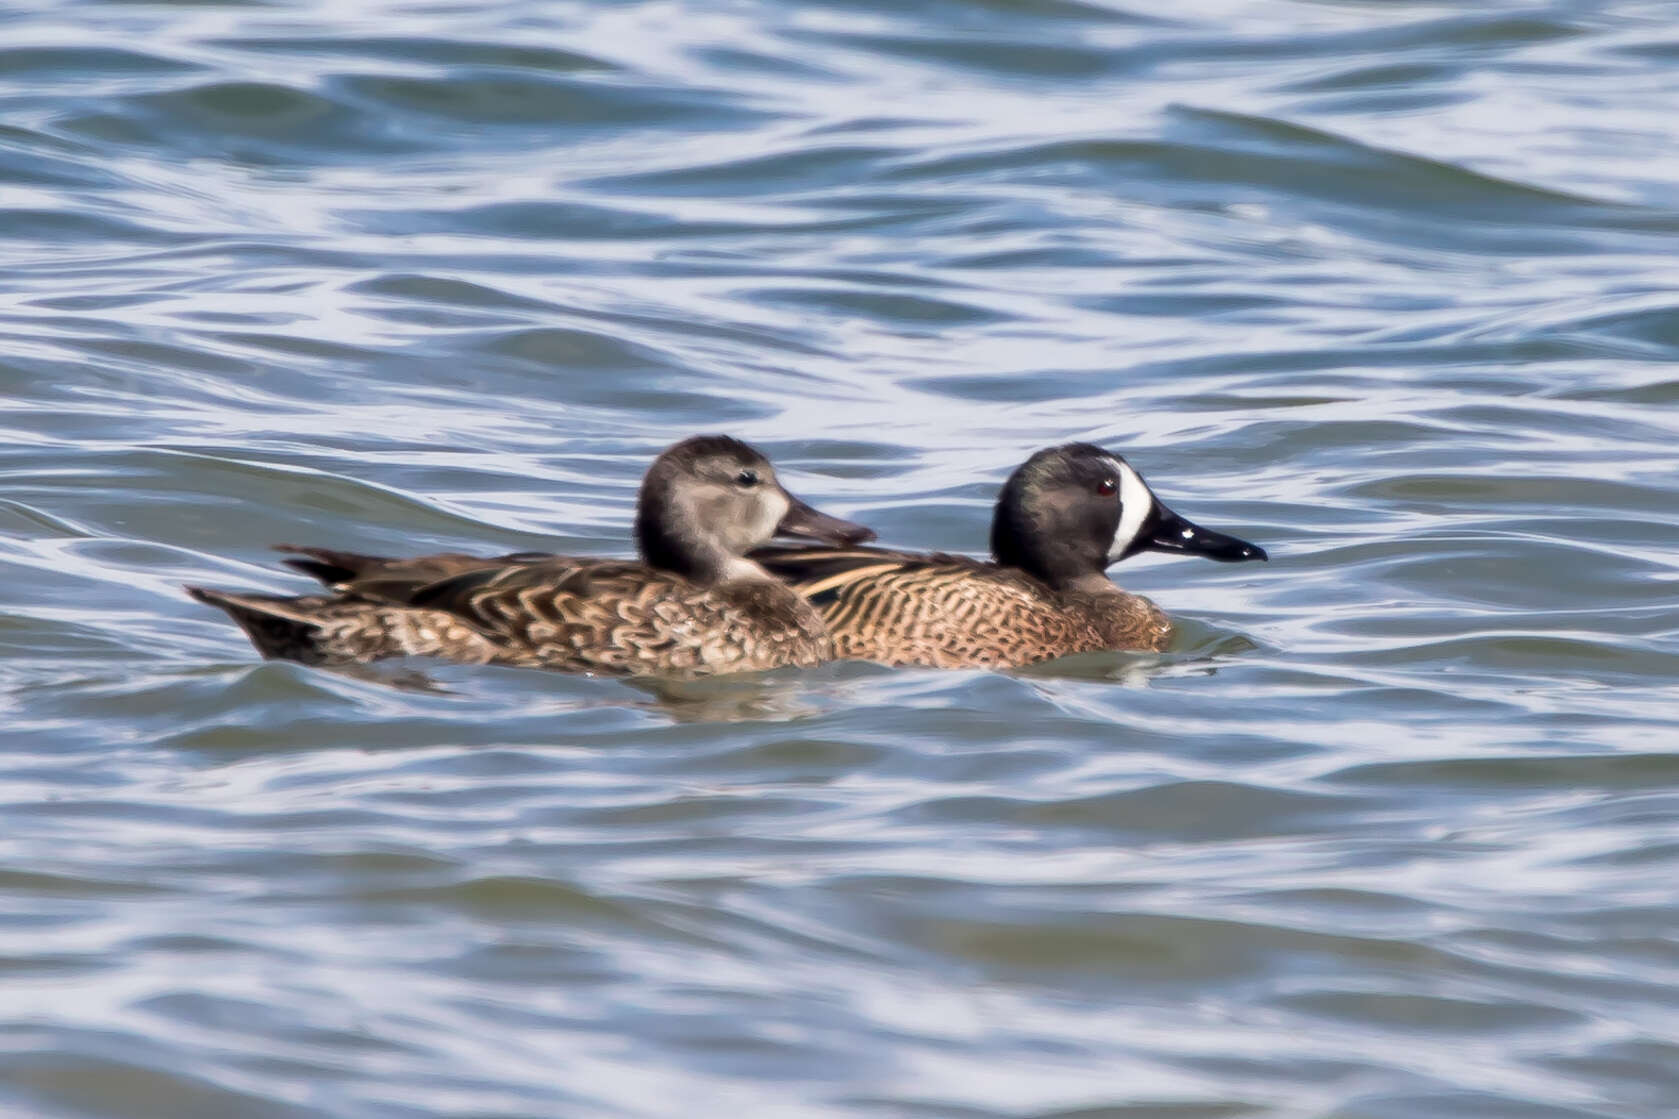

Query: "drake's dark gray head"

xmin=990 ymin=443 xmax=1266 ymax=589
xmin=636 ymin=435 xmax=874 ymax=583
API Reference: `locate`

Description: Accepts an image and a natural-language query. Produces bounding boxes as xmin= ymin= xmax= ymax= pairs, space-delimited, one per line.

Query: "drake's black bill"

xmin=776 ymin=494 xmax=876 ymax=547
xmin=1136 ymin=503 xmax=1267 ymax=563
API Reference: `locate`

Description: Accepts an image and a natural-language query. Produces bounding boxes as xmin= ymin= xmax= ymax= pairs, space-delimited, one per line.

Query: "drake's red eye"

xmin=1096 ymin=478 xmax=1117 ymax=496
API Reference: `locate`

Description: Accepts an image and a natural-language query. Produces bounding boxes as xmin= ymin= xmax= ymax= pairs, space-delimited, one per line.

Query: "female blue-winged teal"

xmin=752 ymin=443 xmax=1266 ymax=669
xmin=188 ymin=435 xmax=874 ymax=677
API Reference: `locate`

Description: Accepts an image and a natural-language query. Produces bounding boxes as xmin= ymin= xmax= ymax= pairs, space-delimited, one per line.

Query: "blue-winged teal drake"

xmin=752 ymin=443 xmax=1266 ymax=669
xmin=188 ymin=435 xmax=874 ymax=677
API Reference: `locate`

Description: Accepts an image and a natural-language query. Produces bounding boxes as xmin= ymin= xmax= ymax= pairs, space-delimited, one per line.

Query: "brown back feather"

xmin=329 ymin=555 xmax=831 ymax=675
xmin=278 ymin=545 xmax=555 ymax=589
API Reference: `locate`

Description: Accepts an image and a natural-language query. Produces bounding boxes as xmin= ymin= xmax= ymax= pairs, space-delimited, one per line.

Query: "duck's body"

xmin=188 ymin=437 xmax=871 ymax=678
xmin=753 ymin=545 xmax=1170 ymax=668
xmin=754 ymin=443 xmax=1265 ymax=670
xmin=191 ymin=549 xmax=834 ymax=674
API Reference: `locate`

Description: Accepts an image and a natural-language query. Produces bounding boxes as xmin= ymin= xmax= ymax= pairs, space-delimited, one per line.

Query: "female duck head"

xmin=990 ymin=443 xmax=1266 ymax=589
xmin=636 ymin=435 xmax=874 ymax=583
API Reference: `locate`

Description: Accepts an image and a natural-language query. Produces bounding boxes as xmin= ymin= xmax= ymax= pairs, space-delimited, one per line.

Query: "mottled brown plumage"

xmin=754 ymin=545 xmax=1171 ymax=668
xmin=753 ymin=444 xmax=1267 ymax=669
xmin=187 ymin=436 xmax=873 ymax=678
xmin=184 ymin=583 xmax=509 ymax=667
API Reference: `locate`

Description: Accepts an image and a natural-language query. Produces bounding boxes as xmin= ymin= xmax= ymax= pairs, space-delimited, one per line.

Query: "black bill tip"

xmin=1140 ymin=504 xmax=1267 ymax=563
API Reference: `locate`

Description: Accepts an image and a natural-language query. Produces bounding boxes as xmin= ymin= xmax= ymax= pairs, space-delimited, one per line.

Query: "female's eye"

xmin=1096 ymin=478 xmax=1117 ymax=496
xmin=736 ymin=469 xmax=761 ymax=487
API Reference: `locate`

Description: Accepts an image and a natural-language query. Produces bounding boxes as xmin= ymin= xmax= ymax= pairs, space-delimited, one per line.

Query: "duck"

xmin=751 ymin=443 xmax=1266 ymax=669
xmin=187 ymin=435 xmax=874 ymax=677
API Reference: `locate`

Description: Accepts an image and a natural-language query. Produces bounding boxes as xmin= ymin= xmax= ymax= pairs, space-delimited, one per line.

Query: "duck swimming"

xmin=752 ymin=443 xmax=1266 ymax=669
xmin=188 ymin=435 xmax=874 ymax=677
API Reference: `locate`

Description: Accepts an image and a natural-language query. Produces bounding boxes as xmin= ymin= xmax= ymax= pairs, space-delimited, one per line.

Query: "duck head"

xmin=637 ymin=435 xmax=874 ymax=583
xmin=990 ymin=443 xmax=1266 ymax=590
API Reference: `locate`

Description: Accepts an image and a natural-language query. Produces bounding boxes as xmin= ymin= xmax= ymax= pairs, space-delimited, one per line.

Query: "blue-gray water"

xmin=4 ymin=1 xmax=1679 ymax=1116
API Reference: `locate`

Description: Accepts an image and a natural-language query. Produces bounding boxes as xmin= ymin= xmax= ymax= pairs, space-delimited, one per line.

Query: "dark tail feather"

xmin=186 ymin=585 xmax=335 ymax=664
xmin=274 ymin=545 xmax=398 ymax=588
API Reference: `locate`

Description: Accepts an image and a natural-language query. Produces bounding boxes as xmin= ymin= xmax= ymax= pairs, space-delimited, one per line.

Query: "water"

xmin=4 ymin=1 xmax=1679 ymax=1115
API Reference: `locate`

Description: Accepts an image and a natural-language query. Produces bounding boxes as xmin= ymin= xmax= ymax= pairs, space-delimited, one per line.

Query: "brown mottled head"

xmin=636 ymin=435 xmax=874 ymax=583
xmin=990 ymin=443 xmax=1266 ymax=589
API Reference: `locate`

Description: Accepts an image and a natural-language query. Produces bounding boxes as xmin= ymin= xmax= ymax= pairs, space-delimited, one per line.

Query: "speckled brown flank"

xmin=190 ymin=547 xmax=836 ymax=678
xmin=754 ymin=546 xmax=1171 ymax=669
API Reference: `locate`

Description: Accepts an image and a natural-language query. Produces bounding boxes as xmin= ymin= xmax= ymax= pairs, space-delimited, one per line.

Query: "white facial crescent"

xmin=1106 ymin=459 xmax=1153 ymax=563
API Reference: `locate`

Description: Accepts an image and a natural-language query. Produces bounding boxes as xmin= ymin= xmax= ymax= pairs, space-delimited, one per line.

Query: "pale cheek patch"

xmin=1108 ymin=460 xmax=1153 ymax=562
xmin=764 ymin=489 xmax=791 ymax=541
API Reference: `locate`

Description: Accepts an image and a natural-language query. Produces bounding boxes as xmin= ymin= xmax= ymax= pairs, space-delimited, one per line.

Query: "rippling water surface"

xmin=4 ymin=1 xmax=1679 ymax=1116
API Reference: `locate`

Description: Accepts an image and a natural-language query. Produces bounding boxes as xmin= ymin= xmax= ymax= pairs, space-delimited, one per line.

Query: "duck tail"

xmin=185 ymin=585 xmax=337 ymax=664
xmin=273 ymin=545 xmax=397 ymax=588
